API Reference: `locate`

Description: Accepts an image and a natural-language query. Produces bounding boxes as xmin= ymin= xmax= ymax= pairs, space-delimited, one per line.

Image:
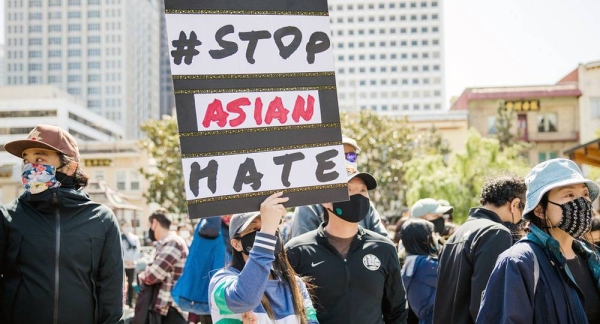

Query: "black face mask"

xmin=239 ymin=230 xmax=282 ymax=256
xmin=429 ymin=217 xmax=445 ymax=234
xmin=148 ymin=228 xmax=156 ymax=242
xmin=327 ymin=194 xmax=370 ymax=223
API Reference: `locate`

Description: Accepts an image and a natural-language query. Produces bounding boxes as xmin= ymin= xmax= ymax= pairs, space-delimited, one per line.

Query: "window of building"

xmin=48 ymin=63 xmax=61 ymax=70
xmin=88 ymin=36 xmax=101 ymax=43
xmin=68 ymin=62 xmax=81 ymax=70
xmin=49 ymin=0 xmax=61 ymax=6
xmin=432 ymin=26 xmax=439 ymax=32
xmin=68 ymin=24 xmax=81 ymax=31
xmin=432 ymin=14 xmax=439 ymax=20
xmin=538 ymin=151 xmax=559 ymax=163
xmin=29 ymin=0 xmax=42 ymax=6
xmin=68 ymin=75 xmax=81 ymax=82
xmin=68 ymin=11 xmax=81 ymax=18
xmin=29 ymin=50 xmax=42 ymax=58
xmin=88 ymin=10 xmax=101 ymax=18
xmin=48 ymin=75 xmax=62 ymax=83
xmin=88 ymin=23 xmax=101 ymax=31
xmin=48 ymin=25 xmax=62 ymax=32
xmin=28 ymin=63 xmax=42 ymax=71
xmin=29 ymin=38 xmax=42 ymax=45
xmin=48 ymin=37 xmax=62 ymax=45
xmin=68 ymin=88 xmax=81 ymax=95
xmin=68 ymin=49 xmax=81 ymax=56
xmin=537 ymin=113 xmax=557 ymax=132
xmin=88 ymin=0 xmax=100 ymax=4
xmin=49 ymin=50 xmax=61 ymax=57
xmin=591 ymin=97 xmax=600 ymax=118
xmin=29 ymin=25 xmax=42 ymax=33
xmin=68 ymin=36 xmax=81 ymax=44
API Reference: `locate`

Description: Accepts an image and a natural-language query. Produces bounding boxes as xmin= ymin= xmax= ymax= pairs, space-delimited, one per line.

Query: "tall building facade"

xmin=328 ymin=0 xmax=445 ymax=114
xmin=158 ymin=0 xmax=175 ymax=117
xmin=3 ymin=0 xmax=161 ymax=139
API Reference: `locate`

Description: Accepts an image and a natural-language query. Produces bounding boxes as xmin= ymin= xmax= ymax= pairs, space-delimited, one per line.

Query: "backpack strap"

xmin=532 ymin=249 xmax=539 ymax=293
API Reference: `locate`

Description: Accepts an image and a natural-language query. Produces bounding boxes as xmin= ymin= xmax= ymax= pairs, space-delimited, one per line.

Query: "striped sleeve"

xmin=253 ymin=232 xmax=277 ymax=254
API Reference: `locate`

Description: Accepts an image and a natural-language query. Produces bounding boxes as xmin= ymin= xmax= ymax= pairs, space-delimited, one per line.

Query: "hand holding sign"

xmin=260 ymin=192 xmax=289 ymax=236
xmin=164 ymin=0 xmax=349 ymax=218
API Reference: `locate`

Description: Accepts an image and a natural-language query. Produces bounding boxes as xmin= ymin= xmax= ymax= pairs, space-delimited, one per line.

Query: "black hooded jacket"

xmin=0 ymin=186 xmax=124 ymax=324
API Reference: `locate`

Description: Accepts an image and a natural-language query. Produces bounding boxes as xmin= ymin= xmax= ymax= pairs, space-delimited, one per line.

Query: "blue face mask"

xmin=21 ymin=163 xmax=61 ymax=194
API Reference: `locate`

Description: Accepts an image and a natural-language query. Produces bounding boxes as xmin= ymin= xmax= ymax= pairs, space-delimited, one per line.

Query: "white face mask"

xmin=179 ymin=230 xmax=191 ymax=239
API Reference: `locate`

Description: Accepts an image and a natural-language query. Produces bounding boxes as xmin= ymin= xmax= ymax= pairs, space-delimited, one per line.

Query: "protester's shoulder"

xmin=361 ymin=229 xmax=396 ymax=250
xmin=496 ymin=240 xmax=538 ymax=264
xmin=0 ymin=199 xmax=17 ymax=218
xmin=285 ymin=229 xmax=319 ymax=249
xmin=294 ymin=204 xmax=322 ymax=216
xmin=209 ymin=266 xmax=240 ymax=289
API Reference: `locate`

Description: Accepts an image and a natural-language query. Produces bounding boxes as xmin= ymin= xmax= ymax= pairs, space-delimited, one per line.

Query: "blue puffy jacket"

xmin=477 ymin=225 xmax=600 ymax=324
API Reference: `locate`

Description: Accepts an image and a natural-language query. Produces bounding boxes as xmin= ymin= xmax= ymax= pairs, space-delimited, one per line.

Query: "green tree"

xmin=340 ymin=110 xmax=415 ymax=210
xmin=137 ymin=115 xmax=187 ymax=215
xmin=404 ymin=128 xmax=530 ymax=223
xmin=413 ymin=125 xmax=452 ymax=157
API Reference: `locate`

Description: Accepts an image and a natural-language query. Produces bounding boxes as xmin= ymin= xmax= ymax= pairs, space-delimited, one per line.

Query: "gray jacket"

xmin=287 ymin=203 xmax=388 ymax=241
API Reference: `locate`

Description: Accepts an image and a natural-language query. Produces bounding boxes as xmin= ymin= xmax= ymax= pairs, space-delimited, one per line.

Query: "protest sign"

xmin=164 ymin=0 xmax=348 ymax=218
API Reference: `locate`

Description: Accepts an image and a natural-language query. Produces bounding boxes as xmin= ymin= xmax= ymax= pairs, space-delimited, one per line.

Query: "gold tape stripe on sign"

xmin=175 ymin=85 xmax=336 ymax=95
xmin=165 ymin=9 xmax=329 ymax=16
xmin=179 ymin=123 xmax=340 ymax=137
xmin=181 ymin=141 xmax=342 ymax=158
xmin=172 ymin=72 xmax=335 ymax=80
xmin=187 ymin=183 xmax=348 ymax=205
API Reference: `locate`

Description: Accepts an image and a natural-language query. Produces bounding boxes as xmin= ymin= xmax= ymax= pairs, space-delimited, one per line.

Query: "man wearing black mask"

xmin=433 ymin=174 xmax=526 ymax=324
xmin=285 ymin=166 xmax=408 ymax=324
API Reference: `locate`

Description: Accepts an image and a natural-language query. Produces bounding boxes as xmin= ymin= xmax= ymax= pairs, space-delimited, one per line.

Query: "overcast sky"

xmin=2 ymin=1 xmax=600 ymax=108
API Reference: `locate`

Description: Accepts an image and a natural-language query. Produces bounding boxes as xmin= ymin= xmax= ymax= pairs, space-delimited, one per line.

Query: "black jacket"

xmin=433 ymin=208 xmax=513 ymax=324
xmin=285 ymin=224 xmax=407 ymax=324
xmin=0 ymin=188 xmax=124 ymax=324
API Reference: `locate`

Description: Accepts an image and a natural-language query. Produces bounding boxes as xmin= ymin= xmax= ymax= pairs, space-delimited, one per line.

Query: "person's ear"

xmin=534 ymin=205 xmax=544 ymax=218
xmin=230 ymin=238 xmax=243 ymax=252
xmin=63 ymin=161 xmax=78 ymax=176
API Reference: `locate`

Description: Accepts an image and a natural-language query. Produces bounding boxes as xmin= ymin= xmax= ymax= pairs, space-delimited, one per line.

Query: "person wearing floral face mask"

xmin=0 ymin=125 xmax=124 ymax=323
xmin=477 ymin=159 xmax=600 ymax=324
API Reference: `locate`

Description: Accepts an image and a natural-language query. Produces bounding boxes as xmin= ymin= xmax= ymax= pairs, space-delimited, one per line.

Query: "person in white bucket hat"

xmin=477 ymin=158 xmax=600 ymax=324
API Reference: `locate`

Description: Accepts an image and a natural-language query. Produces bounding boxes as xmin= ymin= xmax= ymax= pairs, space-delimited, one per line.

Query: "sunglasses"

xmin=345 ymin=152 xmax=359 ymax=163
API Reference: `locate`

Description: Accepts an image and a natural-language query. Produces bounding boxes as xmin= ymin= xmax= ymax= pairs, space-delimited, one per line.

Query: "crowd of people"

xmin=1 ymin=125 xmax=600 ymax=324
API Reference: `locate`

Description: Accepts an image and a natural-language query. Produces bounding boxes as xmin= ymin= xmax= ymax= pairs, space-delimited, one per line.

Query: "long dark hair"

xmin=401 ymin=218 xmax=437 ymax=256
xmin=230 ymin=232 xmax=310 ymax=324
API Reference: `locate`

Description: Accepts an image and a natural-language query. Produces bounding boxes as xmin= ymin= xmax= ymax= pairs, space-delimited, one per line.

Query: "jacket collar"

xmin=526 ymin=224 xmax=600 ymax=291
xmin=467 ymin=207 xmax=504 ymax=224
xmin=316 ymin=222 xmax=366 ymax=255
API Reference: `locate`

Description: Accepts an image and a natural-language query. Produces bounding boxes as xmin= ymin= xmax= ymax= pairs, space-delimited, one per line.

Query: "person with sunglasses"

xmin=286 ymin=136 xmax=388 ymax=241
xmin=477 ymin=159 xmax=600 ymax=324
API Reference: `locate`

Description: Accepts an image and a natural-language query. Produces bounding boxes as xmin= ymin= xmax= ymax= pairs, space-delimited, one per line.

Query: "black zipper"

xmin=53 ymin=192 xmax=60 ymax=324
